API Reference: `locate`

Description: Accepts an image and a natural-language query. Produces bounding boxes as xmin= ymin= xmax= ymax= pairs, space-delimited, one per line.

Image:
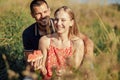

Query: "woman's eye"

xmin=44 ymin=10 xmax=47 ymax=13
xmin=54 ymin=18 xmax=58 ymax=21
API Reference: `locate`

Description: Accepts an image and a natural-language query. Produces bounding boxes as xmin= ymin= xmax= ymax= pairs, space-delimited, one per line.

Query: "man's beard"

xmin=37 ymin=16 xmax=50 ymax=27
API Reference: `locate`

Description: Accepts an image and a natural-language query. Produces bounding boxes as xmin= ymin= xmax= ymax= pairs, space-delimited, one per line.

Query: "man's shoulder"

xmin=22 ymin=23 xmax=36 ymax=35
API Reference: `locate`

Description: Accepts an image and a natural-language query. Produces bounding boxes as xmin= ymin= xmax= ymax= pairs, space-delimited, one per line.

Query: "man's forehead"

xmin=33 ymin=3 xmax=48 ymax=11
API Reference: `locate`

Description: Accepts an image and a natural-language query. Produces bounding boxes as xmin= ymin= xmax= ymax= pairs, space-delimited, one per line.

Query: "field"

xmin=0 ymin=0 xmax=120 ymax=80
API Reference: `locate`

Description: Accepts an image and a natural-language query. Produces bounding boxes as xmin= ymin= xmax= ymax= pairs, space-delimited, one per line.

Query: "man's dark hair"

xmin=30 ymin=0 xmax=49 ymax=13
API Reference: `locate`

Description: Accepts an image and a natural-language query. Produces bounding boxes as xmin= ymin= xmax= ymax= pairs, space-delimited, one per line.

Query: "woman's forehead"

xmin=55 ymin=10 xmax=70 ymax=19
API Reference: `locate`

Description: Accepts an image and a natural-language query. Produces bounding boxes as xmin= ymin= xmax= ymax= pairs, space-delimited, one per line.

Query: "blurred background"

xmin=0 ymin=0 xmax=120 ymax=80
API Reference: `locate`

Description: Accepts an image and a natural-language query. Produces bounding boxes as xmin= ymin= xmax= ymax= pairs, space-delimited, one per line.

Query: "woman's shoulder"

xmin=71 ymin=36 xmax=84 ymax=47
xmin=39 ymin=35 xmax=51 ymax=45
xmin=39 ymin=33 xmax=56 ymax=44
xmin=40 ymin=35 xmax=49 ymax=41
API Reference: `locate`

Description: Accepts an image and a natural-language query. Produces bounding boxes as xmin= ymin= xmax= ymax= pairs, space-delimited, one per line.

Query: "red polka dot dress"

xmin=45 ymin=39 xmax=73 ymax=78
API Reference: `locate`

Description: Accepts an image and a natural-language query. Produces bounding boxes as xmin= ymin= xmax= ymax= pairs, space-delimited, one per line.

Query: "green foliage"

xmin=0 ymin=8 xmax=33 ymax=79
xmin=86 ymin=17 xmax=120 ymax=80
xmin=0 ymin=9 xmax=31 ymax=58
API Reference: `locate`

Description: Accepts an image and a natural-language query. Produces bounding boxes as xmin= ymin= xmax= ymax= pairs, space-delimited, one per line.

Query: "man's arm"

xmin=22 ymin=31 xmax=34 ymax=60
xmin=22 ymin=31 xmax=34 ymax=67
xmin=73 ymin=38 xmax=84 ymax=69
xmin=68 ymin=37 xmax=84 ymax=69
xmin=78 ymin=33 xmax=97 ymax=80
xmin=78 ymin=33 xmax=94 ymax=61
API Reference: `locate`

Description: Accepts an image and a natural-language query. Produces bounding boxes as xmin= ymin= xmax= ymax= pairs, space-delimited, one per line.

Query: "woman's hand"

xmin=41 ymin=66 xmax=47 ymax=75
xmin=27 ymin=50 xmax=43 ymax=70
xmin=31 ymin=56 xmax=43 ymax=70
xmin=55 ymin=69 xmax=65 ymax=77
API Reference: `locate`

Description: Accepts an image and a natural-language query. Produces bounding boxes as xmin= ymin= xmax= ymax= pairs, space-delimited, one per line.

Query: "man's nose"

xmin=41 ymin=13 xmax=46 ymax=18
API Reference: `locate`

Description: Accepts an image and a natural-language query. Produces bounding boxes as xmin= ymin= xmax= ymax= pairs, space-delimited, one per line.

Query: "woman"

xmin=39 ymin=6 xmax=84 ymax=79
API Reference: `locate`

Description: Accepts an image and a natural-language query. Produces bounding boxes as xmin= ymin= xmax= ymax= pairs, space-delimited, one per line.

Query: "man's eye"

xmin=61 ymin=19 xmax=66 ymax=22
xmin=35 ymin=13 xmax=39 ymax=15
xmin=35 ymin=13 xmax=41 ymax=16
xmin=44 ymin=11 xmax=47 ymax=13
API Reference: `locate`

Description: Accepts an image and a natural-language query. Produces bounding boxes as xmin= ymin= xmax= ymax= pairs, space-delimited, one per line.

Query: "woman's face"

xmin=54 ymin=10 xmax=73 ymax=34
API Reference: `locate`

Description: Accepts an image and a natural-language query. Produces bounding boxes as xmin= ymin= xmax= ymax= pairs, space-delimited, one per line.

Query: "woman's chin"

xmin=57 ymin=31 xmax=63 ymax=34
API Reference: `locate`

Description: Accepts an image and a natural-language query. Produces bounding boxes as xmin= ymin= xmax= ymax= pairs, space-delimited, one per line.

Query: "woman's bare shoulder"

xmin=39 ymin=35 xmax=51 ymax=46
xmin=40 ymin=35 xmax=49 ymax=41
xmin=71 ymin=36 xmax=84 ymax=47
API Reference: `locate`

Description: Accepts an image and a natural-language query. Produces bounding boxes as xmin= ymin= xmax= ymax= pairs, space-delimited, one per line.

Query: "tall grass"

xmin=0 ymin=0 xmax=120 ymax=80
xmin=91 ymin=11 xmax=119 ymax=80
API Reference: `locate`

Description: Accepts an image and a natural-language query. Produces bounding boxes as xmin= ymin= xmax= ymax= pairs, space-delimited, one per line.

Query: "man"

xmin=22 ymin=0 xmax=94 ymax=70
xmin=22 ymin=0 xmax=55 ymax=63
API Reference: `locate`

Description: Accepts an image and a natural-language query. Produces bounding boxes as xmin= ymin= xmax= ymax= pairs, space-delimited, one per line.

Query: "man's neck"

xmin=37 ymin=21 xmax=51 ymax=35
xmin=39 ymin=30 xmax=47 ymax=36
xmin=37 ymin=23 xmax=47 ymax=31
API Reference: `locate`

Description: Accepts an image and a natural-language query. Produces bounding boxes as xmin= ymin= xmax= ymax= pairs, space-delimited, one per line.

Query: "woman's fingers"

xmin=41 ymin=67 xmax=47 ymax=75
xmin=33 ymin=57 xmax=43 ymax=70
xmin=55 ymin=69 xmax=65 ymax=76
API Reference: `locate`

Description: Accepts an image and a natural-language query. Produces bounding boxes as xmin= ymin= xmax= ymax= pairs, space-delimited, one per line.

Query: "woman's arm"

xmin=39 ymin=36 xmax=50 ymax=75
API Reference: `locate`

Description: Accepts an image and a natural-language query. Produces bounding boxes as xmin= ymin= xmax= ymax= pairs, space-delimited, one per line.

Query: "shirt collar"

xmin=34 ymin=19 xmax=55 ymax=36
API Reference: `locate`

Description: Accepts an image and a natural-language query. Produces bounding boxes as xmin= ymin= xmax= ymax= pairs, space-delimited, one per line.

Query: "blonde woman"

xmin=39 ymin=6 xmax=84 ymax=79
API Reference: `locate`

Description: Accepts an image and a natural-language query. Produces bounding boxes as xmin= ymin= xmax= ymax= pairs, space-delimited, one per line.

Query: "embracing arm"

xmin=78 ymin=34 xmax=97 ymax=79
xmin=78 ymin=33 xmax=94 ymax=61
xmin=22 ymin=31 xmax=33 ymax=61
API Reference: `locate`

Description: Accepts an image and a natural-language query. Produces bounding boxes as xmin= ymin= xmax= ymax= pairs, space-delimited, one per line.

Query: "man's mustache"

xmin=40 ymin=16 xmax=49 ymax=21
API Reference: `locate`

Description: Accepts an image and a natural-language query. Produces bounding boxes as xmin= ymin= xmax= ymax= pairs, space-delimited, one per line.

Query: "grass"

xmin=0 ymin=0 xmax=120 ymax=80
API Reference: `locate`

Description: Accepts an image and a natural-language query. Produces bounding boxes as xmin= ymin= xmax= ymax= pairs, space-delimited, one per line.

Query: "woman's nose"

xmin=57 ymin=20 xmax=62 ymax=25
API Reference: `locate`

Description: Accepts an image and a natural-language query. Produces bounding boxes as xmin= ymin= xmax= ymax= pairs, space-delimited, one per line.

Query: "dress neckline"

xmin=49 ymin=38 xmax=73 ymax=51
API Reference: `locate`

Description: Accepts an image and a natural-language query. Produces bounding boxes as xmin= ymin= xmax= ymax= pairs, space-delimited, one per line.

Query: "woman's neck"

xmin=57 ymin=33 xmax=69 ymax=43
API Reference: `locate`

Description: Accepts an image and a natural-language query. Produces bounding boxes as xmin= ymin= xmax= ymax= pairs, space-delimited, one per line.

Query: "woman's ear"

xmin=70 ymin=20 xmax=74 ymax=27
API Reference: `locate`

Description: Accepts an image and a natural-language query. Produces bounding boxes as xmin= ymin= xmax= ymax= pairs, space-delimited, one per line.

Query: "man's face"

xmin=32 ymin=3 xmax=50 ymax=27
